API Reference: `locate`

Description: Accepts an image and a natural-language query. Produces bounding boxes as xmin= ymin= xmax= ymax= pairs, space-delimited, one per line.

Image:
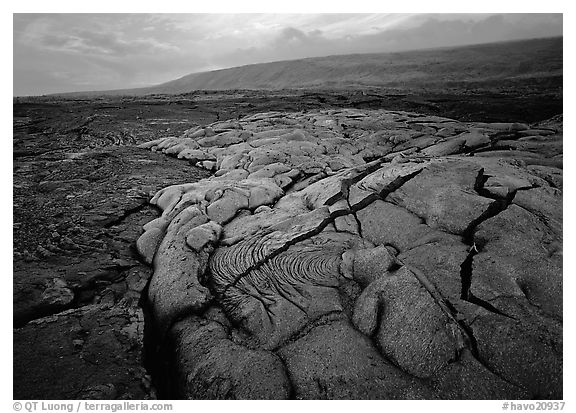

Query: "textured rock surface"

xmin=136 ymin=108 xmax=562 ymax=399
xmin=14 ymin=302 xmax=151 ymax=399
xmin=13 ymin=120 xmax=211 ymax=399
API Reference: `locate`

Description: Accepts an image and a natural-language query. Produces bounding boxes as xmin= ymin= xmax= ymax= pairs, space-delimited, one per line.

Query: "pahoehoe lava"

xmin=135 ymin=108 xmax=562 ymax=399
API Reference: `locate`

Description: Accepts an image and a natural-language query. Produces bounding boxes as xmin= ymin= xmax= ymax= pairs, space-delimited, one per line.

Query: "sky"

xmin=13 ymin=13 xmax=563 ymax=96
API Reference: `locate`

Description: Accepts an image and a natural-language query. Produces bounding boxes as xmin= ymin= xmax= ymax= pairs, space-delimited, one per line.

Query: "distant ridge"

xmin=54 ymin=37 xmax=562 ymax=97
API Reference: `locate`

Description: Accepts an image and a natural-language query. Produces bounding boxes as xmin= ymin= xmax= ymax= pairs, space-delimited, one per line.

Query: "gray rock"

xmin=170 ymin=316 xmax=291 ymax=399
xmin=134 ymin=109 xmax=563 ymax=399
xmin=278 ymin=319 xmax=432 ymax=399
xmin=373 ymin=267 xmax=464 ymax=378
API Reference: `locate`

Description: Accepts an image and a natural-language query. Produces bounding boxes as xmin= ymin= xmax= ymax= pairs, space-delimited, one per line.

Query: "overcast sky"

xmin=13 ymin=13 xmax=562 ymax=96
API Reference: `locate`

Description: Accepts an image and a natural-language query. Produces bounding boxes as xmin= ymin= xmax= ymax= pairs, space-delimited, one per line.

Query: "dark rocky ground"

xmin=13 ymin=86 xmax=562 ymax=400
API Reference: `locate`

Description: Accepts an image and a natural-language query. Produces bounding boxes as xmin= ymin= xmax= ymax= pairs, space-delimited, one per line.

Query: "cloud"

xmin=13 ymin=13 xmax=562 ymax=95
xmin=366 ymin=14 xmax=563 ymax=51
xmin=13 ymin=14 xmax=208 ymax=94
xmin=16 ymin=15 xmax=180 ymax=57
xmin=211 ymin=13 xmax=562 ymax=69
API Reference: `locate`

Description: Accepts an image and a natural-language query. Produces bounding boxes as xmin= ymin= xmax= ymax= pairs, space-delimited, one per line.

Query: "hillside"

xmin=56 ymin=36 xmax=562 ymax=97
